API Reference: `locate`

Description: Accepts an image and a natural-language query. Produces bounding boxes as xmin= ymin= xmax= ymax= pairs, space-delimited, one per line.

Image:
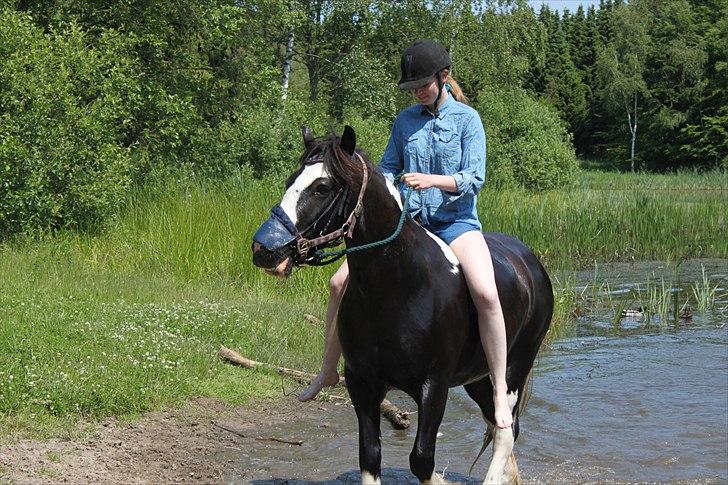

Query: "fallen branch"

xmin=380 ymin=398 xmax=411 ymax=430
xmin=211 ymin=420 xmax=304 ymax=446
xmin=218 ymin=345 xmax=410 ymax=430
xmin=218 ymin=345 xmax=325 ymax=385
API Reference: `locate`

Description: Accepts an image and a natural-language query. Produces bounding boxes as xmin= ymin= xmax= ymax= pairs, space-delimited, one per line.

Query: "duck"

xmin=620 ymin=306 xmax=646 ymax=319
xmin=679 ymin=304 xmax=693 ymax=322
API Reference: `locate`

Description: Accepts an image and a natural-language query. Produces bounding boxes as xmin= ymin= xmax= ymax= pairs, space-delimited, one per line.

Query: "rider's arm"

xmin=450 ymin=113 xmax=486 ymax=198
xmin=379 ymin=122 xmax=403 ymax=181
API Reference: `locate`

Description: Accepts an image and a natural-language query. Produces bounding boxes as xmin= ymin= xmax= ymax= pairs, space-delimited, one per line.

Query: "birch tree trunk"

xmin=627 ymin=92 xmax=638 ymax=171
xmin=281 ymin=30 xmax=295 ymax=100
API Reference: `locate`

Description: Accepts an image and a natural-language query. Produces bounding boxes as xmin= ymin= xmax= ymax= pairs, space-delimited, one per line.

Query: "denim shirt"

xmin=379 ymin=94 xmax=486 ymax=229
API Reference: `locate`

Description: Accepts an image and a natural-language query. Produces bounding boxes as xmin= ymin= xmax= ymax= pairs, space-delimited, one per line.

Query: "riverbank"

xmin=0 ymin=395 xmax=363 ymax=484
xmin=0 ymin=169 xmax=725 ymax=441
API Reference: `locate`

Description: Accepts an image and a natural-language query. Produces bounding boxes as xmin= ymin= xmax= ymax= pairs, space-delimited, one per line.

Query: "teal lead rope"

xmin=311 ymin=173 xmax=411 ymax=265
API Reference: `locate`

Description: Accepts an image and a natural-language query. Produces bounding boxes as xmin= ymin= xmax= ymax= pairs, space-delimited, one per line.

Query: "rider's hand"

xmin=402 ymin=172 xmax=435 ymax=190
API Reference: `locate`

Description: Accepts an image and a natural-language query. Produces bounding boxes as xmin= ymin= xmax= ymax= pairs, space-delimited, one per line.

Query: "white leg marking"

xmin=423 ymin=228 xmax=460 ymax=275
xmin=506 ymin=390 xmax=518 ymax=411
xmin=280 ymin=162 xmax=329 ymax=224
xmin=423 ymin=471 xmax=449 ymax=484
xmin=483 ymin=390 xmax=519 ymax=484
xmin=483 ymin=426 xmax=515 ymax=484
xmin=361 ymin=470 xmax=381 ymax=485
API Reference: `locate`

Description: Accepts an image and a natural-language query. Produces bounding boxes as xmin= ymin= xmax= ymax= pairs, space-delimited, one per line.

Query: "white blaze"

xmin=280 ymin=163 xmax=329 ymax=224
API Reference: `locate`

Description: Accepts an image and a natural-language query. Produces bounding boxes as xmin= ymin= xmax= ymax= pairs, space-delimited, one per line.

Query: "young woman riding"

xmin=298 ymin=39 xmax=513 ymax=430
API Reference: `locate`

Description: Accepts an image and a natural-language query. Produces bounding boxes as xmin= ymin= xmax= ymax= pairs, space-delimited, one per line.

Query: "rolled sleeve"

xmin=378 ymin=121 xmax=403 ymax=181
xmin=450 ymin=114 xmax=486 ymax=199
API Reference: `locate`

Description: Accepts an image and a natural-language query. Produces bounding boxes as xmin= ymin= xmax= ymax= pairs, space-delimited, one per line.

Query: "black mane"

xmin=297 ymin=132 xmax=370 ymax=189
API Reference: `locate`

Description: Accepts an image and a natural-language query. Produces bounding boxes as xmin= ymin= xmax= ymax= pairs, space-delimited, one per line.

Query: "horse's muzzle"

xmin=251 ymin=205 xmax=298 ymax=277
xmin=251 ymin=241 xmax=294 ymax=276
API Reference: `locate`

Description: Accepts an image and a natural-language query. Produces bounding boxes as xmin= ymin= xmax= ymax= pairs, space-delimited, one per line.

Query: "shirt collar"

xmin=419 ymin=92 xmax=455 ymax=118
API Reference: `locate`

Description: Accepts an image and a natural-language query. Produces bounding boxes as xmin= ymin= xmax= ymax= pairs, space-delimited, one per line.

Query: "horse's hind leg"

xmin=345 ymin=367 xmax=387 ymax=484
xmin=410 ymin=380 xmax=450 ymax=484
xmin=464 ymin=379 xmax=520 ymax=484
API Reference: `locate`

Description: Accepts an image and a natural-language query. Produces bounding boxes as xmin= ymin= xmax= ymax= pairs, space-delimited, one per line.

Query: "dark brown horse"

xmin=252 ymin=126 xmax=553 ymax=484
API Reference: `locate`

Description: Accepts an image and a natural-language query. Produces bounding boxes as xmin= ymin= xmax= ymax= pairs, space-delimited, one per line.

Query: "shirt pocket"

xmin=435 ymin=129 xmax=461 ymax=172
xmin=404 ymin=132 xmax=425 ymax=166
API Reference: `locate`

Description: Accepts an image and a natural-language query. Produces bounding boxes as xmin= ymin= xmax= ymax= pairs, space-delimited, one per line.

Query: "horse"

xmin=251 ymin=125 xmax=553 ymax=484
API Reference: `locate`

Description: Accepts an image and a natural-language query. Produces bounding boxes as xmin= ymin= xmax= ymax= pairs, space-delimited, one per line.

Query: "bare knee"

xmin=472 ymin=285 xmax=501 ymax=315
xmin=329 ymin=269 xmax=349 ymax=297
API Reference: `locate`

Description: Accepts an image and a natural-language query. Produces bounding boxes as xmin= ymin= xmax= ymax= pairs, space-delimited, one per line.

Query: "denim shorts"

xmin=423 ymin=220 xmax=481 ymax=245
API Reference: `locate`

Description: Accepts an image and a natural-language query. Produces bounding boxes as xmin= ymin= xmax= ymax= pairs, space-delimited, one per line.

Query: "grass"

xmin=0 ymin=235 xmax=334 ymax=437
xmin=481 ymin=169 xmax=727 ymax=267
xmin=693 ymin=264 xmax=721 ymax=313
xmin=0 ymin=168 xmax=725 ymax=437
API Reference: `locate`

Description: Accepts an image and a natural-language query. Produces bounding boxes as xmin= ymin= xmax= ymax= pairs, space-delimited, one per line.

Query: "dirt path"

xmin=0 ymin=397 xmax=324 ymax=484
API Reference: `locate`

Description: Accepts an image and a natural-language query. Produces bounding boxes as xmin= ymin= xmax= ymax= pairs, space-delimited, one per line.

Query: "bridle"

xmin=253 ymin=150 xmax=369 ymax=267
xmin=293 ymin=152 xmax=369 ymax=265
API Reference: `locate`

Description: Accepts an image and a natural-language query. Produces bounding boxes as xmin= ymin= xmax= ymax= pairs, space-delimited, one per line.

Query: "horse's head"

xmin=251 ymin=125 xmax=367 ymax=277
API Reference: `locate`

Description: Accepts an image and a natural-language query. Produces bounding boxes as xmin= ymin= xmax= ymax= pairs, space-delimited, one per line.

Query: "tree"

xmin=638 ymin=0 xmax=712 ymax=169
xmin=595 ymin=3 xmax=649 ymax=171
xmin=543 ymin=21 xmax=589 ymax=135
xmin=679 ymin=0 xmax=728 ymax=168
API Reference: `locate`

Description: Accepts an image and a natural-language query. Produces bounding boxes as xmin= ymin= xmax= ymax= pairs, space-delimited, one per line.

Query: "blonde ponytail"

xmin=445 ymin=74 xmax=469 ymax=105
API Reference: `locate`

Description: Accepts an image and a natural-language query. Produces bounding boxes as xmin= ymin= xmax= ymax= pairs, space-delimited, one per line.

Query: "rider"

xmin=299 ymin=39 xmax=513 ymax=430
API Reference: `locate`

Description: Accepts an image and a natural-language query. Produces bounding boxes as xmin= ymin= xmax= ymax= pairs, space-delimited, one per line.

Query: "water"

xmin=231 ymin=260 xmax=728 ymax=483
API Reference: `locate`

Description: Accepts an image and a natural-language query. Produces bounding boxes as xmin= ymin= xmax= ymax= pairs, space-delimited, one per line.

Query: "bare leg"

xmin=449 ymin=232 xmax=513 ymax=429
xmin=298 ymin=261 xmax=349 ymax=402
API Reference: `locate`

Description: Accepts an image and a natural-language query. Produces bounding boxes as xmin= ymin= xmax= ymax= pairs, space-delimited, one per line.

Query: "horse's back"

xmin=484 ymin=231 xmax=552 ymax=300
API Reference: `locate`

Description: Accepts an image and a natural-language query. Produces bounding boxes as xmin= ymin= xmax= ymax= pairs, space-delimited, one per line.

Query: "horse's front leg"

xmin=345 ymin=366 xmax=387 ymax=484
xmin=410 ymin=379 xmax=450 ymax=484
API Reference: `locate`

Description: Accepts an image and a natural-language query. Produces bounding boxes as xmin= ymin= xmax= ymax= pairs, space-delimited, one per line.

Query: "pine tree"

xmin=543 ymin=21 xmax=589 ymax=135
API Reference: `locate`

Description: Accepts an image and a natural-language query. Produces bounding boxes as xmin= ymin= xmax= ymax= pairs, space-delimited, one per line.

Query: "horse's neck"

xmin=347 ymin=176 xmax=431 ymax=275
xmin=349 ymin=175 xmax=406 ymax=246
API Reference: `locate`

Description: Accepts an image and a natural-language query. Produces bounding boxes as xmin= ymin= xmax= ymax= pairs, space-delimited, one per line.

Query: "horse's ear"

xmin=340 ymin=125 xmax=356 ymax=156
xmin=301 ymin=125 xmax=315 ymax=149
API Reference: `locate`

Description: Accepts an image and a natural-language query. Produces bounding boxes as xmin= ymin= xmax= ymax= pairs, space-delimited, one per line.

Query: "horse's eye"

xmin=314 ymin=184 xmax=332 ymax=197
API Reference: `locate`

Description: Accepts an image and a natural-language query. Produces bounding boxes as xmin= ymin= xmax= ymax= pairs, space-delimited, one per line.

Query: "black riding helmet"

xmin=398 ymin=39 xmax=451 ymax=90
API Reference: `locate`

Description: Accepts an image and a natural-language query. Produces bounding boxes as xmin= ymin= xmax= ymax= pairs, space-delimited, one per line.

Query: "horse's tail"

xmin=517 ymin=369 xmax=534 ymax=417
xmin=468 ymin=426 xmax=494 ymax=475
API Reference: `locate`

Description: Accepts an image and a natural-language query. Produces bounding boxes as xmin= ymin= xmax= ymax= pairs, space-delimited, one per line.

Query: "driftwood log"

xmin=218 ymin=345 xmax=411 ymax=430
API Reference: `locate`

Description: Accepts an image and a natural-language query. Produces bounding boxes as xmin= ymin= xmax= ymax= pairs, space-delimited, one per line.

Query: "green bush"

xmin=476 ymin=86 xmax=578 ymax=190
xmin=0 ymin=12 xmax=139 ymax=236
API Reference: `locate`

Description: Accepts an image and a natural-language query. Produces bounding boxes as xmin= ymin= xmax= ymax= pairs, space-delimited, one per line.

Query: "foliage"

xmin=476 ymin=87 xmax=578 ymax=190
xmin=1 ymin=0 xmax=726 ymax=238
xmin=0 ymin=11 xmax=138 ymax=236
xmin=0 ymin=166 xmax=726 ymax=433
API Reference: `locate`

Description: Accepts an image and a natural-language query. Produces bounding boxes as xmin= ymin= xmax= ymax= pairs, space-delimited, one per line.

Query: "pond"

xmin=231 ymin=259 xmax=728 ymax=484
